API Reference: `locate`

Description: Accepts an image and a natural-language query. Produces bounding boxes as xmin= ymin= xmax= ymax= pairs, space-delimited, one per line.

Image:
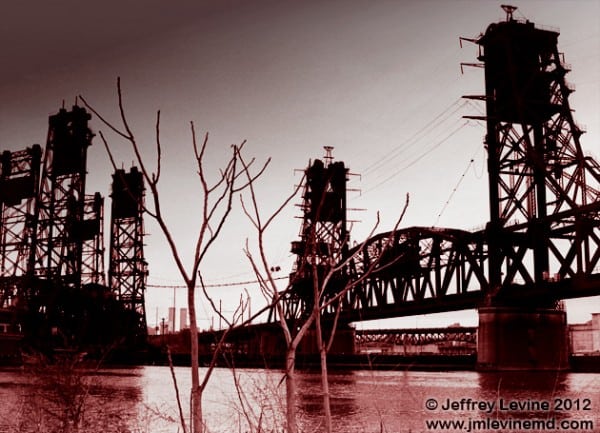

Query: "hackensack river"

xmin=0 ymin=366 xmax=598 ymax=432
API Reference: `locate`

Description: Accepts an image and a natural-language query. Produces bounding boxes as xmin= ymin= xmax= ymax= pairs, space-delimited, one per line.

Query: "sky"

xmin=0 ymin=0 xmax=598 ymax=331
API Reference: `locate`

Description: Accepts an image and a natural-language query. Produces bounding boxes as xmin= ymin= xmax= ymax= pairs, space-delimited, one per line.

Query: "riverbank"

xmin=159 ymin=351 xmax=600 ymax=373
xmin=3 ymin=333 xmax=598 ymax=372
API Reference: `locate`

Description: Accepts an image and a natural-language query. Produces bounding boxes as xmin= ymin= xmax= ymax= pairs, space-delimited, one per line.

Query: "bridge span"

xmin=279 ymin=6 xmax=600 ymax=371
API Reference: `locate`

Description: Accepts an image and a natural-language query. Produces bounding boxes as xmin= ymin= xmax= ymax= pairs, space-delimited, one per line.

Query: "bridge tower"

xmin=0 ymin=145 xmax=42 ymax=307
xmin=80 ymin=192 xmax=105 ymax=285
xmin=285 ymin=147 xmax=349 ymax=321
xmin=32 ymin=106 xmax=96 ymax=290
xmin=108 ymin=167 xmax=148 ymax=340
xmin=466 ymin=6 xmax=600 ymax=370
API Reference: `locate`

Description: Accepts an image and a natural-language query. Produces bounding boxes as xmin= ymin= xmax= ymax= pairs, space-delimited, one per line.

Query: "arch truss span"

xmin=330 ymin=226 xmax=491 ymax=322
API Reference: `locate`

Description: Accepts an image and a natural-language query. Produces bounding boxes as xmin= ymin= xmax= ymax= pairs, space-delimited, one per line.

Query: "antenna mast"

xmin=501 ymin=4 xmax=517 ymax=21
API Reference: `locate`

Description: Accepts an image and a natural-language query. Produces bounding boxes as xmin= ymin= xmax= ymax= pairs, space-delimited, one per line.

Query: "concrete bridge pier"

xmin=299 ymin=324 xmax=356 ymax=356
xmin=477 ymin=306 xmax=569 ymax=371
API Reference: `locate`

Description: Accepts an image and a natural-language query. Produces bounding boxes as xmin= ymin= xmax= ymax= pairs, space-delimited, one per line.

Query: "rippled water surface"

xmin=0 ymin=366 xmax=598 ymax=432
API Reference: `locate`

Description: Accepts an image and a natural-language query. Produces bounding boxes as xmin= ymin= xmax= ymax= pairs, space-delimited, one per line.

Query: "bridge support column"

xmin=299 ymin=325 xmax=356 ymax=356
xmin=477 ymin=307 xmax=569 ymax=371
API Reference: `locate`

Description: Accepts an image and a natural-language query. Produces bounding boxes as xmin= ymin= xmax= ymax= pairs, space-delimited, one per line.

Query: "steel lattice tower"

xmin=33 ymin=106 xmax=95 ymax=289
xmin=81 ymin=192 xmax=105 ymax=285
xmin=285 ymin=147 xmax=349 ymax=320
xmin=462 ymin=5 xmax=600 ymax=369
xmin=108 ymin=167 xmax=148 ymax=337
xmin=0 ymin=145 xmax=42 ymax=307
xmin=465 ymin=7 xmax=600 ymax=295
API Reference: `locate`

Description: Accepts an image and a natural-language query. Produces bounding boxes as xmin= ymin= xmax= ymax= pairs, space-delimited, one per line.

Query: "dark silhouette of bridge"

xmin=0 ymin=107 xmax=148 ymax=354
xmin=1 ymin=6 xmax=598 ymax=370
xmin=281 ymin=5 xmax=600 ymax=370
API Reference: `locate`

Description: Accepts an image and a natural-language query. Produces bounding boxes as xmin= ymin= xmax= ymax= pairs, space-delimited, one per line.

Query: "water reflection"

xmin=478 ymin=371 xmax=568 ymax=395
xmin=0 ymin=366 xmax=597 ymax=433
xmin=476 ymin=371 xmax=597 ymax=425
xmin=297 ymin=371 xmax=359 ymax=419
xmin=0 ymin=366 xmax=143 ymax=433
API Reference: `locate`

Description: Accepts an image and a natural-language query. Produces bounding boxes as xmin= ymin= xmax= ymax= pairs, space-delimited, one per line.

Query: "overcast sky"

xmin=1 ymin=0 xmax=598 ymax=330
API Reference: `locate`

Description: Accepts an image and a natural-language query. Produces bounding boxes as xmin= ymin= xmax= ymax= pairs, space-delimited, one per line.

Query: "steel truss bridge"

xmin=355 ymin=327 xmax=477 ymax=349
xmin=283 ymin=8 xmax=600 ymax=326
xmin=326 ymin=219 xmax=600 ymax=323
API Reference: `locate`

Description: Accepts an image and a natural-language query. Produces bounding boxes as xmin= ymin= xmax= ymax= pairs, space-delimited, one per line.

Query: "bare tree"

xmin=309 ymin=195 xmax=408 ymax=433
xmin=80 ymin=78 xmax=268 ymax=433
xmin=240 ymin=151 xmax=409 ymax=433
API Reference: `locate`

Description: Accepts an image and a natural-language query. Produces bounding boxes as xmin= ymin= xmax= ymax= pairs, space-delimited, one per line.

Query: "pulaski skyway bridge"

xmin=1 ymin=6 xmax=599 ymax=370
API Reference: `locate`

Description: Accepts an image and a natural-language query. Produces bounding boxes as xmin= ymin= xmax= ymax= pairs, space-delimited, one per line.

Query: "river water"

xmin=0 ymin=366 xmax=598 ymax=433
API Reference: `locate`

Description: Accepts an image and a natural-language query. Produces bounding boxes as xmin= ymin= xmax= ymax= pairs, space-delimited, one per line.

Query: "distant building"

xmin=168 ymin=307 xmax=176 ymax=334
xmin=569 ymin=313 xmax=600 ymax=354
xmin=180 ymin=308 xmax=188 ymax=330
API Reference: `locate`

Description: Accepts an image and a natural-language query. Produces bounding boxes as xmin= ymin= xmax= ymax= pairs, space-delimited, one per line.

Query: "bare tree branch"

xmin=153 ymin=110 xmax=162 ymax=184
xmin=79 ymin=94 xmax=130 ymax=140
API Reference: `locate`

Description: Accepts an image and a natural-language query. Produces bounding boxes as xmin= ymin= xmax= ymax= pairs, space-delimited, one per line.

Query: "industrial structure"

xmin=278 ymin=6 xmax=600 ymax=370
xmin=569 ymin=313 xmax=600 ymax=354
xmin=0 ymin=144 xmax=42 ymax=309
xmin=0 ymin=106 xmax=148 ymax=352
xmin=1 ymin=7 xmax=598 ymax=370
xmin=33 ymin=106 xmax=97 ymax=288
xmin=108 ymin=167 xmax=148 ymax=340
xmin=284 ymin=146 xmax=350 ymax=320
xmin=355 ymin=327 xmax=477 ymax=355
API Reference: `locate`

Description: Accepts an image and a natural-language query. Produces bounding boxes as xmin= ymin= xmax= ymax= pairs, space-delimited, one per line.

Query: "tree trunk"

xmin=315 ymin=314 xmax=333 ymax=433
xmin=320 ymin=343 xmax=333 ymax=432
xmin=285 ymin=347 xmax=298 ymax=433
xmin=189 ymin=284 xmax=203 ymax=433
